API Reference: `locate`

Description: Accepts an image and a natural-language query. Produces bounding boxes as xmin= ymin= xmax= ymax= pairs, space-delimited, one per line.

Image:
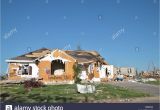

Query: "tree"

xmin=76 ymin=44 xmax=82 ymax=50
xmin=73 ymin=64 xmax=82 ymax=83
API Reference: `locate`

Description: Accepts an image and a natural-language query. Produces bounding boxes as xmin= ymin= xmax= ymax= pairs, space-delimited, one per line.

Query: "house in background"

xmin=113 ymin=67 xmax=136 ymax=79
xmin=6 ymin=48 xmax=109 ymax=84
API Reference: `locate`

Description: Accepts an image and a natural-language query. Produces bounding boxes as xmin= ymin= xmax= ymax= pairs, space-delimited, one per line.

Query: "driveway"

xmin=107 ymin=81 xmax=159 ymax=103
xmin=108 ymin=81 xmax=159 ymax=96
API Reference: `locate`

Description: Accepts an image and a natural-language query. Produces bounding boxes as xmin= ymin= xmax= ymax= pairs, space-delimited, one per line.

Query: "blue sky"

xmin=1 ymin=0 xmax=159 ymax=73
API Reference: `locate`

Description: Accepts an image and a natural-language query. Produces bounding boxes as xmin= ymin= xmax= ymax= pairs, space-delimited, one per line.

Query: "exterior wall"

xmin=19 ymin=63 xmax=39 ymax=78
xmin=90 ymin=65 xmax=101 ymax=82
xmin=99 ymin=65 xmax=114 ymax=78
xmin=105 ymin=65 xmax=114 ymax=79
xmin=93 ymin=66 xmax=99 ymax=78
xmin=8 ymin=63 xmax=21 ymax=80
xmin=113 ymin=67 xmax=119 ymax=74
xmin=119 ymin=67 xmax=136 ymax=76
xmin=38 ymin=61 xmax=51 ymax=80
xmin=29 ymin=63 xmax=39 ymax=78
xmin=129 ymin=67 xmax=136 ymax=76
xmin=113 ymin=67 xmax=136 ymax=80
xmin=119 ymin=67 xmax=129 ymax=75
xmin=8 ymin=63 xmax=39 ymax=80
xmin=38 ymin=50 xmax=76 ymax=81
xmin=52 ymin=50 xmax=76 ymax=80
xmin=65 ymin=62 xmax=75 ymax=80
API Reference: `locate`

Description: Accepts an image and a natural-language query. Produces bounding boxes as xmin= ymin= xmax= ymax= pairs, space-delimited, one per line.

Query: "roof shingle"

xmin=9 ymin=48 xmax=51 ymax=61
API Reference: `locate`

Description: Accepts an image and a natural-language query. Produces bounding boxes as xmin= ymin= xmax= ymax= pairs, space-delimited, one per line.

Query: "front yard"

xmin=145 ymin=80 xmax=160 ymax=85
xmin=0 ymin=83 xmax=150 ymax=103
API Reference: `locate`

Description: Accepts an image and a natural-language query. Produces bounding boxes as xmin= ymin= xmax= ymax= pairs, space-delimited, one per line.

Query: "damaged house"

xmin=6 ymin=48 xmax=112 ymax=84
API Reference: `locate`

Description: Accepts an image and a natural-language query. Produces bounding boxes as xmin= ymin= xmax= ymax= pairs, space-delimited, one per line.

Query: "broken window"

xmin=18 ymin=64 xmax=32 ymax=75
xmin=51 ymin=60 xmax=65 ymax=75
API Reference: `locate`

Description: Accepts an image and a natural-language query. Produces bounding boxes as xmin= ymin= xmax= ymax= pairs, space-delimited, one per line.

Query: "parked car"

xmin=115 ymin=74 xmax=124 ymax=81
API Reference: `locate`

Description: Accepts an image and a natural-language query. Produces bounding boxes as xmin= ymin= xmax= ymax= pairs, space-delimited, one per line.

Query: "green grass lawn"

xmin=0 ymin=83 xmax=150 ymax=103
xmin=145 ymin=80 xmax=160 ymax=85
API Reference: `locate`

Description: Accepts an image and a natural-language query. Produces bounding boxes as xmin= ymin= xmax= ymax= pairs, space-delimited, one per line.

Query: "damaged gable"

xmin=65 ymin=50 xmax=108 ymax=64
xmin=6 ymin=48 xmax=51 ymax=63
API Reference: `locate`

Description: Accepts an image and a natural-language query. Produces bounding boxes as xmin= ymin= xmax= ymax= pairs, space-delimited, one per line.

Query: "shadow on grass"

xmin=0 ymin=93 xmax=10 ymax=101
xmin=27 ymin=93 xmax=77 ymax=103
xmin=55 ymin=96 xmax=73 ymax=103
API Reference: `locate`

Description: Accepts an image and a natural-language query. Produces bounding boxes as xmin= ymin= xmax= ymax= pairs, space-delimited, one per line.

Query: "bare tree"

xmin=76 ymin=44 xmax=82 ymax=50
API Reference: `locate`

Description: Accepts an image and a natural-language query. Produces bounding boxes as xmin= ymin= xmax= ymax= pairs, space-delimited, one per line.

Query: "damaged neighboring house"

xmin=6 ymin=48 xmax=111 ymax=84
xmin=113 ymin=67 xmax=136 ymax=79
xmin=115 ymin=67 xmax=136 ymax=76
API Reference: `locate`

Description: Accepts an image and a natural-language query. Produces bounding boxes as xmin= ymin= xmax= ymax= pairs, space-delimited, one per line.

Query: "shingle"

xmin=7 ymin=48 xmax=108 ymax=64
xmin=65 ymin=50 xmax=108 ymax=64
xmin=9 ymin=48 xmax=51 ymax=61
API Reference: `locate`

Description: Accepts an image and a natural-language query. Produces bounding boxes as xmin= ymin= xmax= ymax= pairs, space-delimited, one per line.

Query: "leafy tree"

xmin=73 ymin=64 xmax=82 ymax=83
